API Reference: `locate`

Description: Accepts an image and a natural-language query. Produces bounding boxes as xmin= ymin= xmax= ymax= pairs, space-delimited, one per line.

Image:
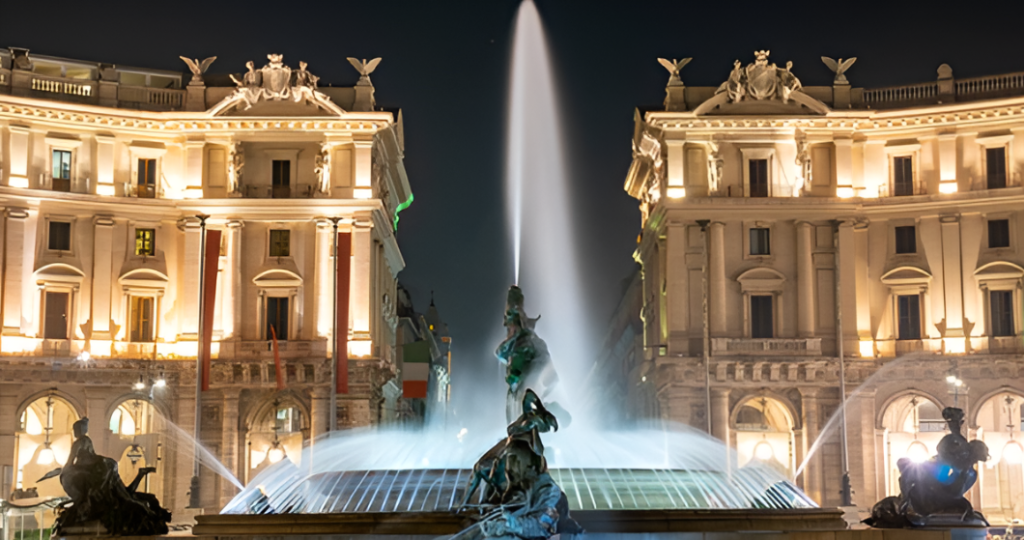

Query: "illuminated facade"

xmin=0 ymin=47 xmax=415 ymax=521
xmin=624 ymin=52 xmax=1024 ymax=521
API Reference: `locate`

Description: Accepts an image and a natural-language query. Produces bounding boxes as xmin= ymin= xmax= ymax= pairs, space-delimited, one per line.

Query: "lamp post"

xmin=832 ymin=219 xmax=853 ymax=507
xmin=329 ymin=217 xmax=342 ymax=432
xmin=189 ymin=214 xmax=208 ymax=509
xmin=696 ymin=220 xmax=712 ymax=435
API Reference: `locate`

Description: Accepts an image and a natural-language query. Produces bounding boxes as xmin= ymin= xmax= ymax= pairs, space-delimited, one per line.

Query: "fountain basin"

xmin=193 ymin=507 xmax=847 ymax=536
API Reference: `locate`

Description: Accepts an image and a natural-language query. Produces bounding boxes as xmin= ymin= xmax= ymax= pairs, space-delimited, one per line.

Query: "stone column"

xmin=940 ymin=216 xmax=965 ymax=351
xmin=94 ymin=135 xmax=116 ymax=196
xmin=180 ymin=221 xmax=202 ymax=342
xmin=169 ymin=390 xmax=197 ymax=515
xmin=314 ymin=220 xmax=333 ymax=341
xmin=834 ymin=138 xmax=853 ymax=197
xmin=223 ymin=221 xmax=243 ymax=340
xmin=3 ymin=209 xmax=28 ymax=336
xmin=846 ymin=391 xmax=878 ymax=506
xmin=665 ymin=221 xmax=688 ymax=354
xmin=90 ymin=217 xmax=115 ymax=344
xmin=219 ymin=389 xmax=240 ymax=508
xmin=853 ymin=222 xmax=872 ymax=347
xmin=837 ymin=222 xmax=857 ymax=349
xmin=0 ymin=386 xmax=18 ymax=498
xmin=711 ymin=388 xmax=730 ymax=444
xmin=350 ymin=219 xmax=373 ymax=349
xmin=310 ymin=387 xmax=330 ymax=440
xmin=796 ymin=221 xmax=815 ymax=337
xmin=800 ymin=388 xmax=822 ymax=503
xmin=708 ymin=222 xmax=726 ymax=335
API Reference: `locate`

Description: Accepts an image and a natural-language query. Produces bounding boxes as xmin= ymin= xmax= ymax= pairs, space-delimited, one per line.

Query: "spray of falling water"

xmin=154 ymin=411 xmax=244 ymax=490
xmin=506 ymin=0 xmax=592 ymax=414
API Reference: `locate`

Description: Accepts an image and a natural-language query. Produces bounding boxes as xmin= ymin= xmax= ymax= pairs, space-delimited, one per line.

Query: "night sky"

xmin=5 ymin=0 xmax=1024 ymax=395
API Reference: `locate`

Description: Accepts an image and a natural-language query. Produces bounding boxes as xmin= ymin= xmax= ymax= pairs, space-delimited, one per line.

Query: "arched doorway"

xmin=107 ymin=398 xmax=164 ymax=497
xmin=733 ymin=396 xmax=796 ymax=475
xmin=976 ymin=391 xmax=1024 ymax=523
xmin=880 ymin=393 xmax=945 ymax=497
xmin=245 ymin=398 xmax=308 ymax=482
xmin=14 ymin=394 xmax=79 ymax=500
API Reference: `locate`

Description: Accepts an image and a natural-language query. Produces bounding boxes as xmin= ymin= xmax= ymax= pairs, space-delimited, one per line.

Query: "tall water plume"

xmin=506 ymin=0 xmax=592 ymax=416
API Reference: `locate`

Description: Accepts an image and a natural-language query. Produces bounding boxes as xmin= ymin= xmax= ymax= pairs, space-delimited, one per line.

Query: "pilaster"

xmin=90 ymin=216 xmax=115 ymax=342
xmin=711 ymin=387 xmax=730 ymax=442
xmin=219 ymin=389 xmax=240 ymax=508
xmin=796 ymin=221 xmax=815 ymax=337
xmin=350 ymin=220 xmax=372 ymax=352
xmin=3 ymin=209 xmax=28 ymax=335
xmin=708 ymin=222 xmax=726 ymax=335
xmin=665 ymin=221 xmax=688 ymax=353
xmin=800 ymin=388 xmax=822 ymax=503
xmin=179 ymin=220 xmax=202 ymax=341
xmin=834 ymin=138 xmax=853 ymax=197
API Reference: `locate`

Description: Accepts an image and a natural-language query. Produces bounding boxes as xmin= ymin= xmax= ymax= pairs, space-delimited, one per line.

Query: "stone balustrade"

xmin=710 ymin=337 xmax=821 ymax=356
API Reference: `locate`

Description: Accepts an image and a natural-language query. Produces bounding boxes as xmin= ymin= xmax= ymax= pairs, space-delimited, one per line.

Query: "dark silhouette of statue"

xmin=457 ymin=389 xmax=582 ymax=540
xmin=495 ymin=286 xmax=568 ymax=426
xmin=52 ymin=417 xmax=171 ymax=536
xmin=866 ymin=407 xmax=989 ymax=528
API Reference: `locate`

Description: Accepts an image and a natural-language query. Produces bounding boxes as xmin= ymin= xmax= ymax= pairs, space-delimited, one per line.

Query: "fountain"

xmin=190 ymin=2 xmax=956 ymax=539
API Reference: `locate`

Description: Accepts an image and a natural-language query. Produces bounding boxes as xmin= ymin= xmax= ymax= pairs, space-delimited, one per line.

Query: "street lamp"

xmin=36 ymin=395 xmax=55 ymax=465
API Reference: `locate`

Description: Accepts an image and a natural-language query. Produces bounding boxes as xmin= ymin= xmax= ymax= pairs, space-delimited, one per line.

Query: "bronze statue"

xmin=865 ymin=407 xmax=989 ymax=528
xmin=51 ymin=417 xmax=170 ymax=536
xmin=456 ymin=389 xmax=582 ymax=540
xmin=495 ymin=286 xmax=564 ymax=424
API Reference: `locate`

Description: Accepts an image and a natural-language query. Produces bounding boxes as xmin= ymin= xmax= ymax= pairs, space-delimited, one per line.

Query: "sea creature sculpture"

xmin=865 ymin=407 xmax=989 ymax=528
xmin=46 ymin=417 xmax=171 ymax=536
xmin=456 ymin=390 xmax=582 ymax=540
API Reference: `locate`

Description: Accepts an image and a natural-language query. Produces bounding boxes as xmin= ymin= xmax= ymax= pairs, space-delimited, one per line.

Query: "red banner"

xmin=336 ymin=231 xmax=352 ymax=394
xmin=200 ymin=229 xmax=221 ymax=392
xmin=270 ymin=324 xmax=285 ymax=391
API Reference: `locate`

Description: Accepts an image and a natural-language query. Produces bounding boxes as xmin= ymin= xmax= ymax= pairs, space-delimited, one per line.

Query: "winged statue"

xmin=179 ymin=56 xmax=217 ymax=84
xmin=657 ymin=57 xmax=692 ymax=85
xmin=821 ymin=56 xmax=857 ymax=84
xmin=347 ymin=57 xmax=382 ymax=79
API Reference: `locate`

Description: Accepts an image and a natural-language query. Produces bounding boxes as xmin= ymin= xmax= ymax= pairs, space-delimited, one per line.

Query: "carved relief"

xmin=715 ymin=51 xmax=803 ymax=104
xmin=216 ymin=54 xmax=344 ymax=115
xmin=314 ymin=143 xmax=331 ymax=195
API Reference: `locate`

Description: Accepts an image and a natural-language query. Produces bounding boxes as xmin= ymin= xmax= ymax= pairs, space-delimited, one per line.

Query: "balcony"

xmin=117 ymin=85 xmax=184 ymax=110
xmin=220 ymin=340 xmax=327 ymax=361
xmin=240 ymin=184 xmax=317 ymax=199
xmin=710 ymin=337 xmax=822 ymax=356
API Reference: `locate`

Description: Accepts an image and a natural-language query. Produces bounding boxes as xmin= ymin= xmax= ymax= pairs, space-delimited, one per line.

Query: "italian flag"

xmin=401 ymin=340 xmax=431 ymax=399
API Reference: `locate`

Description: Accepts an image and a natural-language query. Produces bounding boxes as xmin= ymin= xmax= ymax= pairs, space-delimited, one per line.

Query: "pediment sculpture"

xmin=209 ymin=54 xmax=345 ymax=116
xmin=717 ymin=50 xmax=801 ymax=104
xmin=693 ymin=51 xmax=829 ymax=116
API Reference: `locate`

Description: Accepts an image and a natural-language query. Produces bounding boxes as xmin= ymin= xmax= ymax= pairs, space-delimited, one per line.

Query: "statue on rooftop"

xmin=865 ymin=407 xmax=989 ymax=528
xmin=714 ymin=51 xmax=803 ymax=104
xmin=456 ymin=390 xmax=583 ymax=540
xmin=657 ymin=57 xmax=691 ymax=87
xmin=179 ymin=56 xmax=217 ymax=86
xmin=49 ymin=417 xmax=170 ymax=536
xmin=821 ymin=57 xmax=857 ymax=84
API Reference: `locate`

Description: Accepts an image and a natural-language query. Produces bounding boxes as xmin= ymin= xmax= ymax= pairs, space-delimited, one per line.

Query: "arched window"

xmin=975 ymin=392 xmax=1024 ymax=522
xmin=246 ymin=399 xmax=308 ymax=482
xmin=880 ymin=393 xmax=945 ymax=497
xmin=733 ymin=396 xmax=795 ymax=475
xmin=15 ymin=395 xmax=78 ymax=499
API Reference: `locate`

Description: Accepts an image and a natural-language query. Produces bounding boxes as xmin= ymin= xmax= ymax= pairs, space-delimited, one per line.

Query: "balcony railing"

xmin=863 ymin=81 xmax=937 ymax=106
xmin=956 ymin=72 xmax=1024 ymax=96
xmin=241 ymin=184 xmax=317 ymax=199
xmin=30 ymin=74 xmax=95 ymax=98
xmin=710 ymin=337 xmax=822 ymax=356
xmin=117 ymin=85 xmax=184 ymax=109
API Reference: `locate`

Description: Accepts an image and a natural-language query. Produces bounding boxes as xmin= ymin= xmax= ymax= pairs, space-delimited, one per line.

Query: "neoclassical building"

xmin=0 ymin=47 xmax=420 ymax=521
xmin=623 ymin=52 xmax=1024 ymax=522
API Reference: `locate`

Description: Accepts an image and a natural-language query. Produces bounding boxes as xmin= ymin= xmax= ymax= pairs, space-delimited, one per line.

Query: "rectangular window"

xmin=750 ymin=295 xmax=773 ymax=338
xmin=989 ymin=219 xmax=1010 ymax=249
xmin=749 ymin=159 xmax=769 ymax=197
xmin=130 ymin=296 xmax=154 ymax=343
xmin=893 ymin=156 xmax=914 ymax=196
xmin=269 ymin=230 xmax=290 ymax=257
xmin=990 ymin=290 xmax=1014 ymax=337
xmin=272 ymin=160 xmax=291 ymax=198
xmin=135 ymin=228 xmax=156 ymax=256
xmin=266 ymin=297 xmax=289 ymax=341
xmin=52 ymin=150 xmax=71 ymax=192
xmin=48 ymin=221 xmax=71 ymax=251
xmin=987 ymin=147 xmax=1007 ymax=189
xmin=749 ymin=228 xmax=771 ymax=256
xmin=895 ymin=226 xmax=916 ymax=254
xmin=897 ymin=294 xmax=921 ymax=340
xmin=138 ymin=158 xmax=157 ymax=198
xmin=43 ymin=291 xmax=69 ymax=340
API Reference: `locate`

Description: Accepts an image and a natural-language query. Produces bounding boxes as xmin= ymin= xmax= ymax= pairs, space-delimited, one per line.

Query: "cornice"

xmin=0 ymin=94 xmax=394 ymax=136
